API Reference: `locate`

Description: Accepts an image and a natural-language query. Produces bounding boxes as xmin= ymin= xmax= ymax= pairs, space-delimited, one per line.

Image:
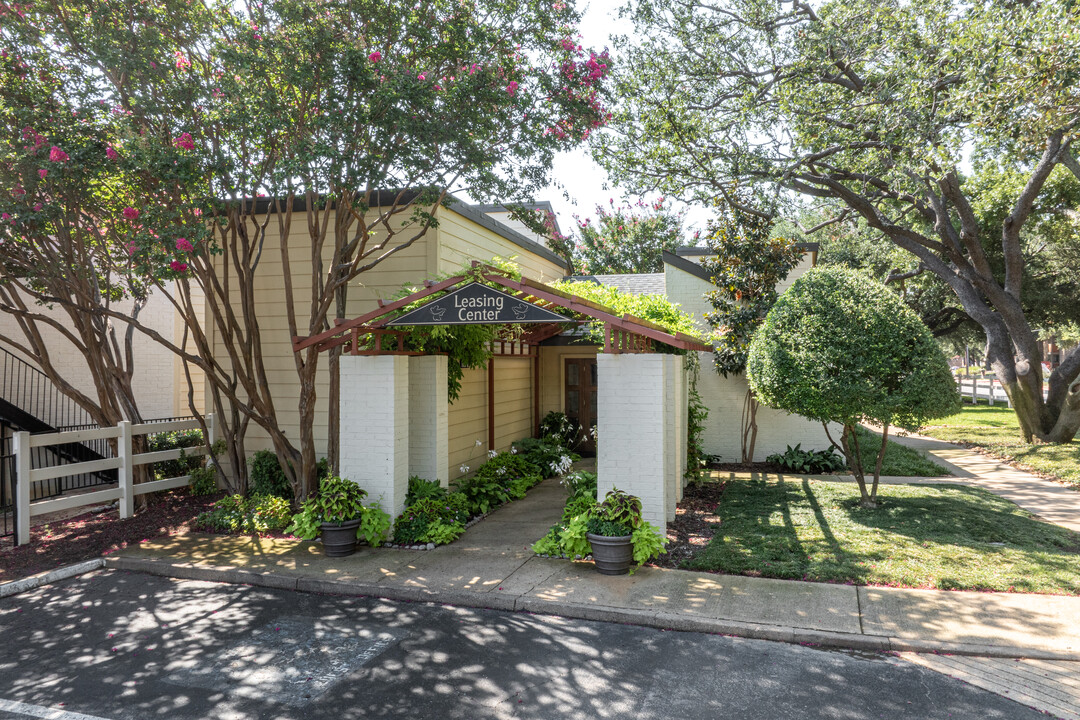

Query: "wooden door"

xmin=564 ymin=358 xmax=598 ymax=454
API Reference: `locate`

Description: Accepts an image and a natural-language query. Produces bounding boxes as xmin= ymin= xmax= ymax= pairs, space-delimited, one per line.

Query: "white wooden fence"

xmin=956 ymin=378 xmax=1049 ymax=407
xmin=14 ymin=414 xmax=214 ymax=545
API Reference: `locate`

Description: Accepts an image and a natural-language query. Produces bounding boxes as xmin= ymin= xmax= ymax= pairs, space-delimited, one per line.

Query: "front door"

xmin=564 ymin=358 xmax=598 ymax=454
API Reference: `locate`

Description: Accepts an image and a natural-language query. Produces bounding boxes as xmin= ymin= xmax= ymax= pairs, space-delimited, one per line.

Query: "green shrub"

xmin=406 ymin=476 xmax=446 ymax=505
xmin=513 ymin=437 xmax=573 ymax=478
xmin=146 ymin=428 xmax=204 ymax=481
xmin=748 ymin=266 xmax=961 ymax=506
xmin=561 ymin=470 xmax=597 ymax=500
xmin=188 ymin=465 xmax=219 ymax=496
xmin=195 ymin=494 xmax=292 ymax=534
xmin=248 ymin=449 xmax=292 ymax=500
xmin=766 ymin=444 xmax=846 ymax=474
xmin=452 ymin=474 xmax=511 ymax=516
xmin=392 ymin=494 xmax=470 ymax=545
xmin=539 ymin=411 xmax=580 ymax=448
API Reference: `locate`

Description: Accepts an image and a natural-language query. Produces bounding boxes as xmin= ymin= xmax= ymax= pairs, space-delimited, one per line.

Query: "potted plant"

xmin=583 ymin=489 xmax=668 ymax=575
xmin=286 ymin=476 xmax=391 ymax=557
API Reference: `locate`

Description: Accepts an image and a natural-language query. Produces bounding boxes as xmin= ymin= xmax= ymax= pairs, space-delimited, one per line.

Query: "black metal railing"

xmin=0 ymin=347 xmax=95 ymax=429
xmin=0 ymin=425 xmax=15 ymax=543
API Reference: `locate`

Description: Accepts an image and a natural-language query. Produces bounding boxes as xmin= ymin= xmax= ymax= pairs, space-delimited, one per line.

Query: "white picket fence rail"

xmin=14 ymin=414 xmax=214 ymax=545
xmin=956 ymin=378 xmax=1050 ymax=408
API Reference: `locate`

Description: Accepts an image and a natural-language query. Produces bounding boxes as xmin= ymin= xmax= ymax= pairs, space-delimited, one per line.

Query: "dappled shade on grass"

xmin=920 ymin=402 xmax=1079 ymax=487
xmin=852 ymin=427 xmax=949 ymax=477
xmin=685 ymin=477 xmax=1080 ymax=594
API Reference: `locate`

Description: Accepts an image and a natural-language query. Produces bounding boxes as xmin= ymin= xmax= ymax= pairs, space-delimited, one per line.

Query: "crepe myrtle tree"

xmin=556 ymin=197 xmax=686 ymax=275
xmin=598 ymin=0 xmax=1080 ymax=443
xmin=747 ymin=267 xmax=960 ymax=508
xmin=1 ymin=0 xmax=612 ymax=500
xmin=702 ymin=199 xmax=801 ymax=463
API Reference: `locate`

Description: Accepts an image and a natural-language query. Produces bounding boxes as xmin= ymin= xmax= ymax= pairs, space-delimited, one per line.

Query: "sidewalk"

xmin=882 ymin=431 xmax=1080 ymax=532
xmin=109 ymin=476 xmax=1080 ymax=661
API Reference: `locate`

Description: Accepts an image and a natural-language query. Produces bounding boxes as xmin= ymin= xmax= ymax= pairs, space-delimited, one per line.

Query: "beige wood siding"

xmin=436 ymin=211 xmax=566 ymax=283
xmin=206 ymin=208 xmax=432 ymax=455
xmin=447 ymin=367 xmax=488 ymax=478
xmin=538 ymin=345 xmax=599 ymax=418
xmin=493 ymin=357 xmax=533 ymax=451
xmin=207 ymin=202 xmax=565 ymax=464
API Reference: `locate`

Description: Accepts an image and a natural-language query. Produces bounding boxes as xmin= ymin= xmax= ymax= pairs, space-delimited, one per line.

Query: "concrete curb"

xmin=102 ymin=556 xmax=1080 ymax=661
xmin=0 ymin=558 xmax=106 ymax=599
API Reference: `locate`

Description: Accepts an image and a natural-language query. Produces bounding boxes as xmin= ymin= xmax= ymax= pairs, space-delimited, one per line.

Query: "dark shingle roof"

xmin=564 ymin=273 xmax=667 ymax=296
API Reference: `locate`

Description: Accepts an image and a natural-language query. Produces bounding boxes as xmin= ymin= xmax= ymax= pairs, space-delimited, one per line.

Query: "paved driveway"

xmin=0 ymin=570 xmax=1054 ymax=720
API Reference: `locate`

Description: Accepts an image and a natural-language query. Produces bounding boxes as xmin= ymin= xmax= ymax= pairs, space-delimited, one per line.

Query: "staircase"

xmin=0 ymin=348 xmax=116 ymax=541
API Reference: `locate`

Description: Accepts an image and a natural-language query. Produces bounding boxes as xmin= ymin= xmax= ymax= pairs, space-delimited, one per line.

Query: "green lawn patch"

xmin=684 ymin=477 xmax=1080 ymax=594
xmin=852 ymin=426 xmax=950 ymax=477
xmin=920 ymin=402 xmax=1080 ymax=487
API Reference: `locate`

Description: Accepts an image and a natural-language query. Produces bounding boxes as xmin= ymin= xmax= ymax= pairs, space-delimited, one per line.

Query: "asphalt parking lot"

xmin=0 ymin=570 xmax=1052 ymax=720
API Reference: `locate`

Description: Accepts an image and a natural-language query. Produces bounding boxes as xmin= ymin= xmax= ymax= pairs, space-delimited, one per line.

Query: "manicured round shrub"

xmin=748 ymin=266 xmax=960 ymax=506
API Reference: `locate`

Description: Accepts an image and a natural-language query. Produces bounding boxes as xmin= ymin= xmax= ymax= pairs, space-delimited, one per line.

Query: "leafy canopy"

xmin=555 ymin=197 xmax=686 ymax=275
xmin=702 ymin=202 xmax=802 ymax=377
xmin=747 ymin=266 xmax=961 ymax=432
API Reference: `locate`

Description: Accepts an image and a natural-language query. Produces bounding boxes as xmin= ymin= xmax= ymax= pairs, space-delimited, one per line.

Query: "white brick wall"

xmin=597 ymin=354 xmax=686 ymax=533
xmin=339 ymin=355 xmax=410 ymax=517
xmin=693 ymin=352 xmax=838 ymax=462
xmin=408 ymin=355 xmax=449 ymax=487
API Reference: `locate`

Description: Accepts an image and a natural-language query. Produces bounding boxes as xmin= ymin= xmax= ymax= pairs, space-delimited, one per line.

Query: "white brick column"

xmin=676 ymin=357 xmax=689 ymax=496
xmin=597 ymin=353 xmax=673 ymax=533
xmin=409 ymin=355 xmax=449 ymax=487
xmin=339 ymin=355 xmax=410 ymax=518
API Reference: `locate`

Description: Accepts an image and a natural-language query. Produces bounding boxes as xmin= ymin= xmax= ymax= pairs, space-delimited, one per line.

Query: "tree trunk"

xmin=740 ymin=388 xmax=759 ymax=464
xmin=838 ymin=423 xmax=876 ymax=508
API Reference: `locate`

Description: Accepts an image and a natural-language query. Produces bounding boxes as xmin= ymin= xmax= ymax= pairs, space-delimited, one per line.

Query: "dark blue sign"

xmin=387 ymin=282 xmax=570 ymax=326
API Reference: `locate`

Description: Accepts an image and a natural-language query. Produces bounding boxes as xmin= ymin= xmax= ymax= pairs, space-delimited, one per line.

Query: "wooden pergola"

xmin=292 ymin=262 xmax=711 ymax=357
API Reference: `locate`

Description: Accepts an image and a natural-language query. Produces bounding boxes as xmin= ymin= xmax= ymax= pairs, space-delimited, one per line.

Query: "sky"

xmin=534 ymin=0 xmax=712 ymax=241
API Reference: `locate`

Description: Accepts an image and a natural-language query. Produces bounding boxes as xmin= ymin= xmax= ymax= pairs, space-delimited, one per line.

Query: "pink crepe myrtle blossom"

xmin=174 ymin=51 xmax=191 ymax=70
xmin=48 ymin=146 xmax=69 ymax=162
xmin=173 ymin=133 xmax=194 ymax=150
xmin=506 ymin=81 xmax=519 ymax=96
xmin=122 ymin=206 xmax=139 ymax=221
xmin=1 ymin=213 xmax=10 ymax=221
xmin=418 ymin=72 xmax=426 ymax=80
xmin=12 ymin=185 xmax=25 ymax=196
xmin=125 ymin=241 xmax=137 ymax=256
xmin=175 ymin=237 xmax=194 ymax=253
xmin=38 ymin=169 xmax=47 ymax=179
xmin=32 ymin=203 xmax=42 ymax=211
xmin=169 ymin=260 xmax=188 ymax=272
xmin=106 ymin=146 xmax=119 ymax=160
xmin=368 ymin=51 xmax=381 ymax=63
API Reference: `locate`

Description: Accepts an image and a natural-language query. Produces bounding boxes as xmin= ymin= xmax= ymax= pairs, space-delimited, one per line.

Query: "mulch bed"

xmin=706 ymin=461 xmax=787 ymax=473
xmin=647 ymin=480 xmax=727 ymax=570
xmin=0 ymin=489 xmax=222 ymax=583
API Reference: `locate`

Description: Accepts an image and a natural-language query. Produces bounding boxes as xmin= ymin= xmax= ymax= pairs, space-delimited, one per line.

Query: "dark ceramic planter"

xmin=321 ymin=518 xmax=362 ymax=557
xmin=586 ymin=532 xmax=634 ymax=575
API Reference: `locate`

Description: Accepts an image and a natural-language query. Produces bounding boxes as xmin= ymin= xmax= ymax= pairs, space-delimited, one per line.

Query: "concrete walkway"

xmin=109 ymin=476 xmax=1080 ymax=663
xmin=880 ymin=431 xmax=1080 ymax=533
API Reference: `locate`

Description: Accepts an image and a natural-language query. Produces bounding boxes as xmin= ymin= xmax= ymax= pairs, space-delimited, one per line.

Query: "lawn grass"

xmin=919 ymin=401 xmax=1080 ymax=487
xmin=685 ymin=477 xmax=1080 ymax=594
xmin=852 ymin=426 xmax=949 ymax=477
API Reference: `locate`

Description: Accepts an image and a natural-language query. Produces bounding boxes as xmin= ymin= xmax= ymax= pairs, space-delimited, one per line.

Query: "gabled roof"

xmin=237 ymin=191 xmax=569 ymax=271
xmin=564 ymin=273 xmax=667 ymax=295
xmin=293 ymin=264 xmax=710 ymax=355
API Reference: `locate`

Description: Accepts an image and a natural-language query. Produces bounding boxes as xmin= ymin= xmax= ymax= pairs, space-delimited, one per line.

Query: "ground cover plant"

xmin=919 ymin=402 xmax=1080 ymax=488
xmin=194 ymin=495 xmax=293 ymax=535
xmin=680 ymin=477 xmax=1080 ymax=594
xmin=393 ymin=445 xmax=554 ymax=546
